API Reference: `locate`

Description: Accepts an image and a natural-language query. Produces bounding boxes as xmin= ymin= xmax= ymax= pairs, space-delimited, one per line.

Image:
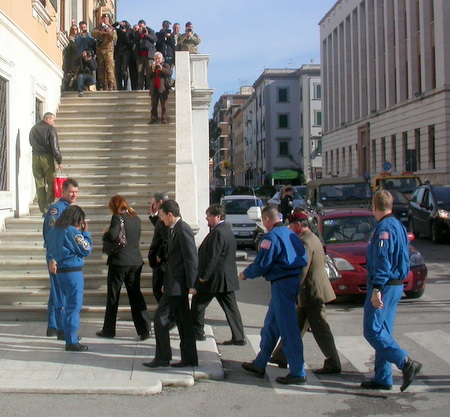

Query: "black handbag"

xmin=102 ymin=216 xmax=127 ymax=255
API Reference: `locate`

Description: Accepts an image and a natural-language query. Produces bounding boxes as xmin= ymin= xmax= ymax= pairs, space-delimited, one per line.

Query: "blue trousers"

xmin=254 ymin=277 xmax=306 ymax=378
xmin=58 ymin=270 xmax=84 ymax=345
xmin=47 ymin=270 xmax=65 ymax=331
xmin=363 ymin=285 xmax=407 ymax=385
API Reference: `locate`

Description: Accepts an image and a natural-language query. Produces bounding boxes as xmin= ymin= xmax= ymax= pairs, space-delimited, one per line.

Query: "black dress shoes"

xmin=138 ymin=332 xmax=151 ymax=341
xmin=313 ymin=367 xmax=341 ymax=374
xmin=276 ymin=374 xmax=307 ymax=385
xmin=241 ymin=362 xmax=265 ymax=378
xmin=171 ymin=361 xmax=198 ymax=368
xmin=401 ymin=357 xmax=423 ymax=392
xmin=268 ymin=357 xmax=288 ymax=369
xmin=46 ymin=327 xmax=58 ymax=337
xmin=143 ymin=359 xmax=170 ymax=368
xmin=65 ymin=343 xmax=88 ymax=352
xmin=222 ymin=339 xmax=247 ymax=346
xmin=195 ymin=334 xmax=206 ymax=341
xmin=96 ymin=330 xmax=114 ymax=339
xmin=360 ymin=380 xmax=393 ymax=390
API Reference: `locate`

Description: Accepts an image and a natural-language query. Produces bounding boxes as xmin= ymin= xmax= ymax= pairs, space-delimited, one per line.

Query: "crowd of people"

xmin=62 ymin=15 xmax=200 ymax=123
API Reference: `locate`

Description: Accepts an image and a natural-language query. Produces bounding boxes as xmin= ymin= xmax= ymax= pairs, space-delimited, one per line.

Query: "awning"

xmin=270 ymin=169 xmax=299 ymax=180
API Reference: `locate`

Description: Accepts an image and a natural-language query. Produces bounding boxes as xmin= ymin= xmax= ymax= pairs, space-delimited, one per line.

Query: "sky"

xmin=117 ymin=0 xmax=337 ymax=110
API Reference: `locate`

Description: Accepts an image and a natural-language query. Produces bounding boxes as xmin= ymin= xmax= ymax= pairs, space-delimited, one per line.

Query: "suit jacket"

xmin=164 ymin=218 xmax=198 ymax=296
xmin=298 ymin=229 xmax=336 ymax=307
xmin=148 ymin=215 xmax=168 ymax=269
xmin=103 ymin=213 xmax=144 ymax=267
xmin=196 ymin=222 xmax=239 ymax=294
xmin=148 ymin=62 xmax=172 ymax=94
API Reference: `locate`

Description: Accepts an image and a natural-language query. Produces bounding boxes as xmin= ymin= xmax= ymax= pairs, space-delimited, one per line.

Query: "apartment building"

xmin=320 ymin=0 xmax=450 ymax=184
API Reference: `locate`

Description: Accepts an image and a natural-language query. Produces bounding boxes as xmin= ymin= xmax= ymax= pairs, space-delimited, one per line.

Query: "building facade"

xmin=0 ymin=0 xmax=115 ymax=227
xmin=320 ymin=0 xmax=450 ymax=184
xmin=211 ymin=88 xmax=253 ymax=185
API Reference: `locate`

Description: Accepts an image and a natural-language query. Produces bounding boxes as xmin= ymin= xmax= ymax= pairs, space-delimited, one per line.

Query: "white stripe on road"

xmin=405 ymin=330 xmax=450 ymax=364
xmin=247 ymin=334 xmax=327 ymax=395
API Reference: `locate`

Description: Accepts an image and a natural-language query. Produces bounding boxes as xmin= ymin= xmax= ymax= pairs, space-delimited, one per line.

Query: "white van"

xmin=221 ymin=195 xmax=263 ymax=245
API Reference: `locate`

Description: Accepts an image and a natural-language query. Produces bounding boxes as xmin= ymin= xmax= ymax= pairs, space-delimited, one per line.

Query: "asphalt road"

xmin=1 ymin=237 xmax=449 ymax=417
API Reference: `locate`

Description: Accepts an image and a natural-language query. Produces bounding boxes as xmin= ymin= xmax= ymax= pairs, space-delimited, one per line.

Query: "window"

xmin=279 ymin=141 xmax=289 ymax=157
xmin=381 ymin=137 xmax=386 ymax=166
xmin=391 ymin=134 xmax=397 ymax=171
xmin=428 ymin=125 xmax=435 ymax=169
xmin=415 ymin=128 xmax=421 ymax=170
xmin=0 ymin=76 xmax=8 ymax=191
xmin=314 ymin=83 xmax=322 ymax=99
xmin=278 ymin=114 xmax=289 ymax=129
xmin=314 ymin=111 xmax=322 ymax=126
xmin=317 ymin=139 xmax=322 ymax=155
xmin=278 ymin=88 xmax=288 ymax=102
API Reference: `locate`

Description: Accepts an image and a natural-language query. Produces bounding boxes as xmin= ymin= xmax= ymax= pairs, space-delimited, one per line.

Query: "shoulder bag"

xmin=102 ymin=216 xmax=127 ymax=255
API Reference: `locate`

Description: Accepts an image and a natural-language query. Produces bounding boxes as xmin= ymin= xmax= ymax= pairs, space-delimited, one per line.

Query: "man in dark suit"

xmin=143 ymin=199 xmax=199 ymax=368
xmin=270 ymin=211 xmax=341 ymax=374
xmin=148 ymin=192 xmax=169 ymax=302
xmin=191 ymin=204 xmax=246 ymax=345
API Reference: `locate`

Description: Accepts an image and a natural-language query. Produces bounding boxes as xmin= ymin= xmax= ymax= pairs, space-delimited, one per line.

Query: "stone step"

xmin=0 ymin=287 xmax=156 ymax=305
xmin=0 ymin=272 xmax=153 ymax=289
xmin=0 ymin=304 xmax=157 ymax=321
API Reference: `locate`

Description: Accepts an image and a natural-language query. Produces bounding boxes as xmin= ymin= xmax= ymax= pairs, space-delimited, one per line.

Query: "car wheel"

xmin=431 ymin=221 xmax=443 ymax=244
xmin=408 ymin=217 xmax=419 ymax=238
xmin=404 ymin=288 xmax=425 ymax=299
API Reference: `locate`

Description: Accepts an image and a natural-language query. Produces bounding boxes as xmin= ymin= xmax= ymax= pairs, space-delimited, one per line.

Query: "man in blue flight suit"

xmin=239 ymin=205 xmax=308 ymax=385
xmin=361 ymin=190 xmax=422 ymax=392
xmin=43 ymin=178 xmax=79 ymax=338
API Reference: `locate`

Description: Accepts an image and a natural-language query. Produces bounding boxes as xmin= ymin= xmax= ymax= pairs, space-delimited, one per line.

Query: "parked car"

xmin=390 ymin=190 xmax=410 ymax=229
xmin=309 ymin=208 xmax=427 ymax=298
xmin=221 ymin=195 xmax=263 ymax=246
xmin=408 ymin=184 xmax=450 ymax=243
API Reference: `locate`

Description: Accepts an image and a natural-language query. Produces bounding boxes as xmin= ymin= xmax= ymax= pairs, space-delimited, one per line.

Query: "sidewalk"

xmin=0 ymin=321 xmax=223 ymax=395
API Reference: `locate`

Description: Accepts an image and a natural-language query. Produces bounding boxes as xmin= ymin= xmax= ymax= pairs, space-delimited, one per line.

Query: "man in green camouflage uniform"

xmin=92 ymin=14 xmax=117 ymax=90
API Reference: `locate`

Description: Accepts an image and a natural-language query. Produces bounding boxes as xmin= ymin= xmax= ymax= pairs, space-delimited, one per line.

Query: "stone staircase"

xmin=0 ymin=90 xmax=176 ymax=320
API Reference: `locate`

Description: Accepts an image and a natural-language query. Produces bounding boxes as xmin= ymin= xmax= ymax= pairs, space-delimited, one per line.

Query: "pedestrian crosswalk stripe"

xmin=405 ymin=330 xmax=450 ymax=364
xmin=247 ymin=335 xmax=327 ymax=395
xmin=334 ymin=336 xmax=373 ymax=373
xmin=247 ymin=333 xmax=430 ymax=394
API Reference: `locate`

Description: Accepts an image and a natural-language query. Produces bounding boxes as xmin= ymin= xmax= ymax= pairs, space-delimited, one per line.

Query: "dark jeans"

xmin=77 ymin=73 xmax=96 ymax=93
xmin=115 ymin=51 xmax=131 ymax=90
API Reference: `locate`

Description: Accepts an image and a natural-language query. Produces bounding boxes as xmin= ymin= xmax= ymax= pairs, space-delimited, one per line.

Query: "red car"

xmin=309 ymin=209 xmax=427 ymax=298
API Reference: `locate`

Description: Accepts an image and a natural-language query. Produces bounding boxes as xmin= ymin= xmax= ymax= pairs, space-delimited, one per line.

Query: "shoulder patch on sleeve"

xmin=260 ymin=239 xmax=272 ymax=250
xmin=379 ymin=231 xmax=390 ymax=240
xmin=49 ymin=208 xmax=59 ymax=216
xmin=75 ymin=234 xmax=84 ymax=244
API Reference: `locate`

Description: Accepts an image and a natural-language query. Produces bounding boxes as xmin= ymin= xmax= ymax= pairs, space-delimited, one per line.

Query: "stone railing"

xmin=175 ymin=52 xmax=214 ymax=244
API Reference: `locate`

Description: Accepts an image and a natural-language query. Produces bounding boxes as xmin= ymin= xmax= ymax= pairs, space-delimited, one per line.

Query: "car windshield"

xmin=432 ymin=187 xmax=450 ymax=210
xmin=380 ymin=177 xmax=420 ymax=194
xmin=223 ymin=198 xmax=262 ymax=215
xmin=391 ymin=192 xmax=409 ymax=204
xmin=322 ymin=215 xmax=377 ymax=244
xmin=319 ymin=183 xmax=372 ymax=202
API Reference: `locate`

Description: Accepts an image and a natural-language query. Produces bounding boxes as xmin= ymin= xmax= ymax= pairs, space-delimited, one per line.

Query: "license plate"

xmin=237 ymin=231 xmax=252 ymax=237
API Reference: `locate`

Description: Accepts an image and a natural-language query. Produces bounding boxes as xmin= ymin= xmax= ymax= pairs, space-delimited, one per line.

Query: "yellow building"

xmin=0 ymin=0 xmax=115 ymax=226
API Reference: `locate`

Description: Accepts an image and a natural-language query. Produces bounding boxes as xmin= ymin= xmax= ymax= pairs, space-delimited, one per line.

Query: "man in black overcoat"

xmin=191 ymin=204 xmax=246 ymax=345
xmin=143 ymin=199 xmax=199 ymax=368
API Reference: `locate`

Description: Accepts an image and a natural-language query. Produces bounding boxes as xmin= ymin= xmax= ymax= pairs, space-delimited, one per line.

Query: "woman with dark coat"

xmin=97 ymin=195 xmax=152 ymax=340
